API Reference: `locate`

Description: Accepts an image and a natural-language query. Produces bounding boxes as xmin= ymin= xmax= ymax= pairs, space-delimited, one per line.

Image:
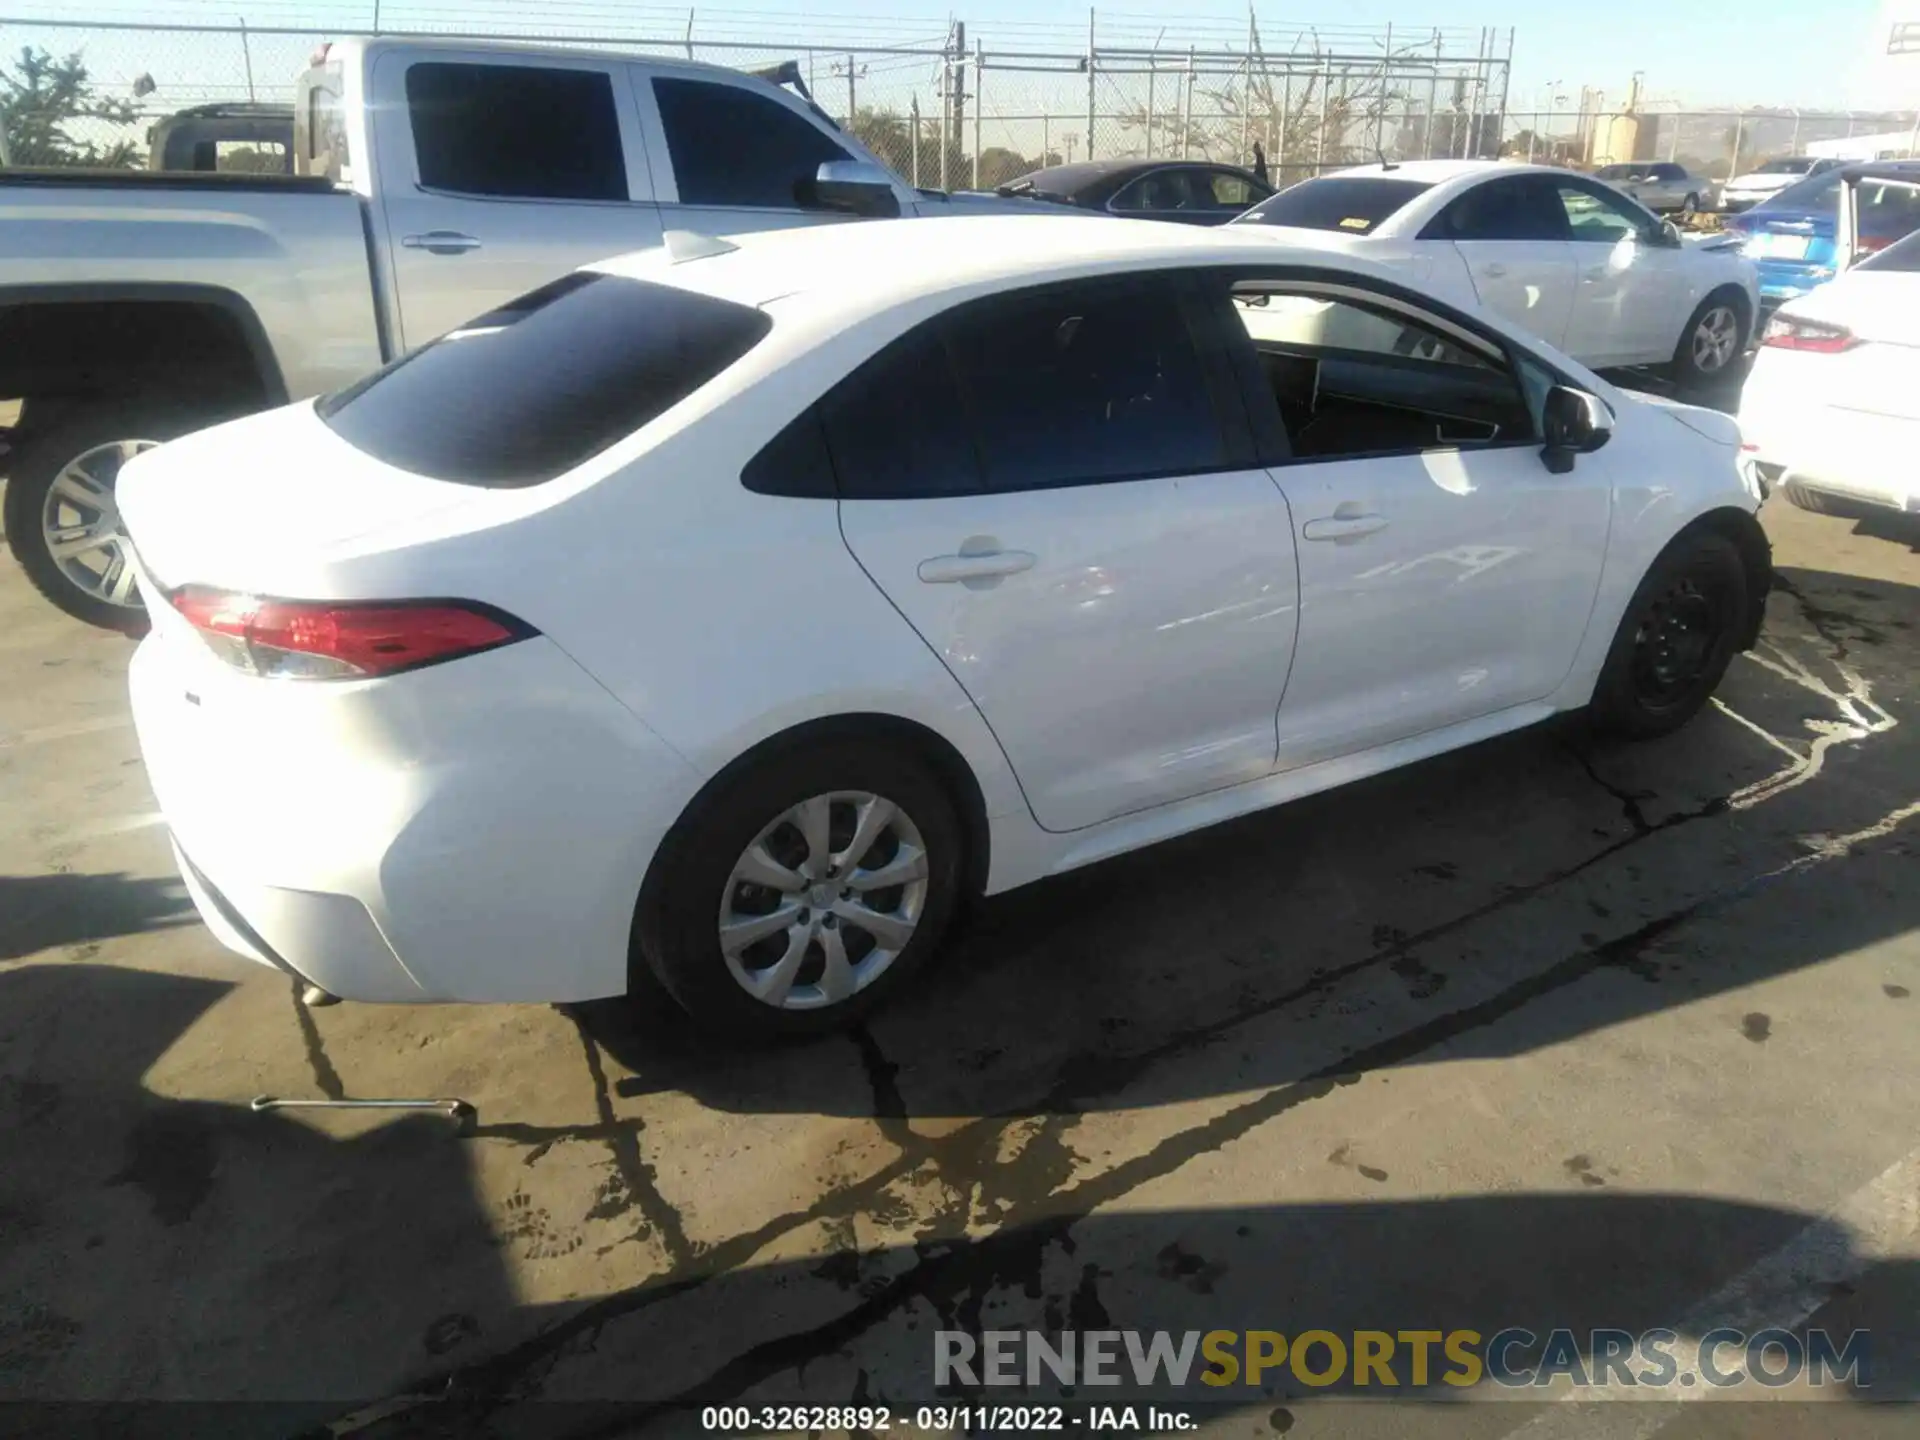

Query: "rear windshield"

xmin=317 ymin=273 xmax=771 ymax=486
xmin=1752 ymin=169 xmax=1840 ymax=214
xmin=1757 ymin=158 xmax=1815 ymax=175
xmin=1234 ymin=176 xmax=1433 ymax=235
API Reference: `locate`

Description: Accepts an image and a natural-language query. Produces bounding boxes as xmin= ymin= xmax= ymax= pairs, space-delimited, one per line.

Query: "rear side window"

xmin=654 ymin=77 xmax=847 ymax=208
xmin=819 ymin=328 xmax=980 ymax=499
xmin=318 ymin=273 xmax=770 ymax=486
xmin=407 ymin=63 xmax=626 ymax=201
xmin=1236 ymin=176 xmax=1433 ymax=234
xmin=944 ymin=276 xmax=1222 ymax=492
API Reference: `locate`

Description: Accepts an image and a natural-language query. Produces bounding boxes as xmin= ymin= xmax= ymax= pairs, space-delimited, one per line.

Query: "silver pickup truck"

xmin=0 ymin=36 xmax=1028 ymax=629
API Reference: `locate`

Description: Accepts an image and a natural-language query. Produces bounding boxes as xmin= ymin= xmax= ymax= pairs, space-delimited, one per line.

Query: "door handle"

xmin=401 ymin=231 xmax=482 ymax=254
xmin=917 ymin=549 xmax=1037 ymax=584
xmin=1302 ymin=514 xmax=1389 ymax=543
xmin=1481 ymin=262 xmax=1509 ymax=278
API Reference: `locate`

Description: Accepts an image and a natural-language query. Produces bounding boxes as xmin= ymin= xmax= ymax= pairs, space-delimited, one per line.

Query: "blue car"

xmin=1724 ymin=160 xmax=1920 ymax=315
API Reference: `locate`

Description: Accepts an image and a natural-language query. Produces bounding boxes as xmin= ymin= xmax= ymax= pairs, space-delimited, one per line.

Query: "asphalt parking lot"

xmin=2 ymin=453 xmax=1918 ymax=1436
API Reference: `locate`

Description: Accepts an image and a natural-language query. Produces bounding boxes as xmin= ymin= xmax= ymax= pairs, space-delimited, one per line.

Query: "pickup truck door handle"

xmin=1480 ymin=262 xmax=1509 ymax=278
xmin=917 ymin=549 xmax=1037 ymax=585
xmin=402 ymin=231 xmax=482 ymax=255
xmin=1302 ymin=513 xmax=1389 ymax=543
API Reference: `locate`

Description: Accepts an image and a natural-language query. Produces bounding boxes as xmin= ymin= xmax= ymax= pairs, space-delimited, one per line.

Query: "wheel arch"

xmin=1665 ymin=504 xmax=1772 ymax=650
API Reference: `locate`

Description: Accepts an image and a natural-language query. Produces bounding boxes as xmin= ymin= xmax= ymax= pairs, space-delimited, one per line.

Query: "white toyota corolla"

xmin=119 ymin=216 xmax=1771 ymax=1036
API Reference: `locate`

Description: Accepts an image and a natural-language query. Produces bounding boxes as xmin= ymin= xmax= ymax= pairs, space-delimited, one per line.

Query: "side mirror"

xmin=1541 ymin=385 xmax=1613 ymax=474
xmin=801 ymin=160 xmax=901 ymax=219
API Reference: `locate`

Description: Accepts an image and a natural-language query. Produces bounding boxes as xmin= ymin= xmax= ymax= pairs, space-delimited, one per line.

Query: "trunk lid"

xmin=118 ymin=402 xmax=494 ymax=598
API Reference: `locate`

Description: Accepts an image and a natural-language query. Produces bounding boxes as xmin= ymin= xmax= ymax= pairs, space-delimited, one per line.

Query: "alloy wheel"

xmin=1690 ymin=306 xmax=1740 ymax=374
xmin=38 ymin=439 xmax=159 ymax=610
xmin=717 ymin=791 xmax=930 ymax=1010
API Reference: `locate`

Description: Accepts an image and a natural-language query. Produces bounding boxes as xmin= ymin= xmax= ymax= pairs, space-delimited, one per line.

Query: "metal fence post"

xmin=1086 ymin=7 xmax=1096 ymax=161
xmin=1317 ymin=62 xmax=1330 ymax=174
xmin=1146 ymin=60 xmax=1155 ymax=159
xmin=1182 ymin=46 xmax=1194 ymax=159
xmin=973 ymin=39 xmax=983 ymax=187
xmin=1426 ymin=33 xmax=1440 ymax=159
xmin=1240 ymin=11 xmax=1254 ymax=163
xmin=911 ymin=93 xmax=921 ymax=187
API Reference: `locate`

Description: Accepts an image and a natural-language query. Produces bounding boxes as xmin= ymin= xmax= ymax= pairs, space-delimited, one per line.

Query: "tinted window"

xmin=743 ymin=407 xmax=837 ymax=498
xmin=1656 ymin=164 xmax=1687 ymax=181
xmin=1859 ymin=179 xmax=1920 ymax=241
xmin=318 ymin=273 xmax=770 ymax=486
xmin=1556 ymin=182 xmax=1649 ymax=243
xmin=1754 ymin=168 xmax=1841 ymax=213
xmin=945 ymin=277 xmax=1222 ymax=491
xmin=1236 ymin=176 xmax=1434 ymax=234
xmin=655 ymin=77 xmax=847 ymax=208
xmin=1112 ymin=169 xmax=1200 ymax=213
xmin=1426 ymin=176 xmax=1568 ymax=241
xmin=820 ymin=328 xmax=980 ymax=499
xmin=1757 ymin=158 xmax=1815 ymax=174
xmin=407 ymin=63 xmax=625 ymax=201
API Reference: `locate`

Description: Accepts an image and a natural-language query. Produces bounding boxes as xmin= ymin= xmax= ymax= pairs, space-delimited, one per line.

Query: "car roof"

xmin=1318 ymin=158 xmax=1555 ymax=185
xmin=1010 ymin=158 xmax=1261 ymax=201
xmin=592 ymin=214 xmax=1392 ymax=318
xmin=347 ymin=33 xmax=758 ymax=83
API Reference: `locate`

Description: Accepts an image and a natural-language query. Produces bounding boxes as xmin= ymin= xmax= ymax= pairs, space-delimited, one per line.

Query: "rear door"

xmin=832 ymin=273 xmax=1301 ymax=832
xmin=1421 ymin=174 xmax=1577 ymax=350
xmin=373 ymin=50 xmax=662 ymax=350
xmin=634 ymin=66 xmax=895 ymax=239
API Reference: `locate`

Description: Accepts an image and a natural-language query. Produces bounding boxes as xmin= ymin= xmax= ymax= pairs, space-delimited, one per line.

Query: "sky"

xmin=6 ymin=0 xmax=1915 ymax=116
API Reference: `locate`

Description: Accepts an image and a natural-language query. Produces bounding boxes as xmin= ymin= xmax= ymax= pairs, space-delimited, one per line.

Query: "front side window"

xmin=943 ymin=276 xmax=1223 ymax=492
xmin=1235 ymin=176 xmax=1434 ymax=234
xmin=318 ymin=273 xmax=771 ymax=486
xmin=1556 ymin=183 xmax=1651 ymax=244
xmin=654 ymin=77 xmax=848 ymax=209
xmin=1222 ymin=282 xmax=1532 ymax=461
xmin=1112 ymin=169 xmax=1200 ymax=214
xmin=406 ymin=63 xmax=626 ymax=201
xmin=1426 ymin=176 xmax=1569 ymax=241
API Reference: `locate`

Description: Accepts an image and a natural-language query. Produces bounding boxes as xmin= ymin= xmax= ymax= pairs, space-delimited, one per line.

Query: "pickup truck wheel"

xmin=4 ymin=407 xmax=189 ymax=634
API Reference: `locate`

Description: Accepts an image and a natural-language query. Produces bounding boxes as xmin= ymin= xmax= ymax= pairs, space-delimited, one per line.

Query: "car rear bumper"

xmin=129 ymin=622 xmax=701 ymax=1004
xmin=1739 ymin=391 xmax=1920 ymax=516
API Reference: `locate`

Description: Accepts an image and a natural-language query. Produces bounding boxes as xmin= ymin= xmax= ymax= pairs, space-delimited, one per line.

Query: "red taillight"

xmin=1761 ymin=315 xmax=1859 ymax=353
xmin=169 ymin=587 xmax=531 ymax=679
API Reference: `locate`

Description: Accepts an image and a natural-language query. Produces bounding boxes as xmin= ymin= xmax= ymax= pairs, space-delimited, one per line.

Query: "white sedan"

xmin=119 ymin=216 xmax=1770 ymax=1036
xmin=1230 ymin=160 xmax=1761 ymax=386
xmin=1740 ymin=219 xmax=1920 ymax=517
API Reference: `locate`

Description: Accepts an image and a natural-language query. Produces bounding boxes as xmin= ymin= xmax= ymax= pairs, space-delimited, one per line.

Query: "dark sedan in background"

xmin=988 ymin=158 xmax=1276 ymax=225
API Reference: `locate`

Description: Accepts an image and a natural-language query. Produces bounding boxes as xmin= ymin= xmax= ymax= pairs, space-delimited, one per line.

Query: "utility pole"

xmin=845 ymin=54 xmax=856 ymax=126
xmin=911 ymin=94 xmax=921 ymax=187
xmin=974 ymin=39 xmax=984 ymax=186
xmin=1181 ymin=46 xmax=1194 ymax=159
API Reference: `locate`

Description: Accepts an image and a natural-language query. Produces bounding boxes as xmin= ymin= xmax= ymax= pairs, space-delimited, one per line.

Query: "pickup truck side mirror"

xmin=1541 ymin=384 xmax=1613 ymax=474
xmin=801 ymin=160 xmax=901 ymax=219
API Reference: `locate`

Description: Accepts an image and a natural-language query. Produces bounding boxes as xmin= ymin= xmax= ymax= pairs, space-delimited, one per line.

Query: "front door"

xmin=1553 ymin=178 xmax=1689 ymax=366
xmin=831 ymin=274 xmax=1301 ymax=832
xmin=1210 ymin=274 xmax=1612 ymax=770
xmin=373 ymin=51 xmax=664 ymax=350
xmin=1424 ymin=173 xmax=1578 ymax=350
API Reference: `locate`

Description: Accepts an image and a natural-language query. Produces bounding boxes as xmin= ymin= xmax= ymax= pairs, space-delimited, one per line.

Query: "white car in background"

xmin=1231 ymin=160 xmax=1761 ymax=386
xmin=118 ymin=216 xmax=1769 ymax=1036
xmin=1719 ymin=156 xmax=1843 ymax=213
xmin=1740 ymin=176 xmax=1920 ymax=518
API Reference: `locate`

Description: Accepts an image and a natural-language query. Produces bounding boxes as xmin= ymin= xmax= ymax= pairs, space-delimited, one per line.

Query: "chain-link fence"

xmin=1500 ymin=107 xmax=1920 ymax=180
xmin=0 ymin=10 xmax=1512 ymax=187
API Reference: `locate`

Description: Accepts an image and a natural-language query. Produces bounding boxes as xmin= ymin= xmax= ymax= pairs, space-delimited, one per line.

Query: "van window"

xmin=318 ymin=273 xmax=770 ymax=486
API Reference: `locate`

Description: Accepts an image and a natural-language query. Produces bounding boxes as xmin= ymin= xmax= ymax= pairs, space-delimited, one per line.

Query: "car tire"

xmin=1670 ymin=291 xmax=1748 ymax=391
xmin=632 ymin=736 xmax=966 ymax=1039
xmin=2 ymin=404 xmax=197 ymax=634
xmin=1589 ymin=532 xmax=1749 ymax=741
